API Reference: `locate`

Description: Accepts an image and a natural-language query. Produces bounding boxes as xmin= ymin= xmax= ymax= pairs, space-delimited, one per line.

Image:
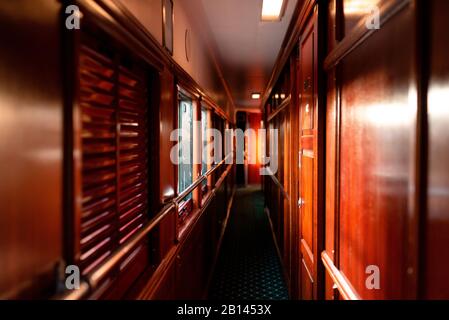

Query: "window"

xmin=201 ymin=107 xmax=209 ymax=192
xmin=212 ymin=114 xmax=225 ymax=180
xmin=178 ymin=93 xmax=194 ymax=215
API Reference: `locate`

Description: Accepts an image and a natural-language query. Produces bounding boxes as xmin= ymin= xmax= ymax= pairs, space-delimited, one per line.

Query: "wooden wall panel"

xmin=283 ymin=108 xmax=292 ymax=287
xmin=0 ymin=0 xmax=63 ymax=298
xmin=328 ymin=0 xmax=336 ymax=53
xmin=156 ymin=68 xmax=177 ymax=262
xmin=342 ymin=0 xmax=384 ymax=36
xmin=338 ymin=5 xmax=416 ymax=299
xmin=263 ymin=0 xmax=449 ymax=301
xmin=159 ymin=68 xmax=176 ymax=205
xmin=289 ymin=53 xmax=300 ymax=299
xmin=425 ymin=0 xmax=449 ymax=299
xmin=325 ymin=68 xmax=338 ymax=300
xmin=0 ymin=0 xmax=236 ymax=300
xmin=151 ymin=263 xmax=176 ymax=300
xmin=175 ymin=217 xmax=206 ymax=300
xmin=297 ymin=8 xmax=324 ymax=300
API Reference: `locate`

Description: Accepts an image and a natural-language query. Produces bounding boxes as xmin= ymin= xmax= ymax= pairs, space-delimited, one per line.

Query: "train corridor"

xmin=209 ymin=186 xmax=289 ymax=300
xmin=3 ymin=0 xmax=449 ymax=305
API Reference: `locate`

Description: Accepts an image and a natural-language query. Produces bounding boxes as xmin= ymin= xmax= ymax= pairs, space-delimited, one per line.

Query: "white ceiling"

xmin=191 ymin=0 xmax=298 ymax=109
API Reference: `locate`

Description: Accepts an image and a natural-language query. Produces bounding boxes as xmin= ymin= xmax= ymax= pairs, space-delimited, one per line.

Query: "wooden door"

xmin=298 ymin=12 xmax=318 ymax=300
xmin=247 ymin=113 xmax=262 ymax=185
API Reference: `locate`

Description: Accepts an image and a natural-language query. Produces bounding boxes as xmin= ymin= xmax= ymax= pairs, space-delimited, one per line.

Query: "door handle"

xmin=298 ymin=198 xmax=305 ymax=208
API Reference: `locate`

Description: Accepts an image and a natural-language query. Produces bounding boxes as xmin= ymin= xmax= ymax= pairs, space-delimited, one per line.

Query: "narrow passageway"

xmin=209 ymin=186 xmax=289 ymax=300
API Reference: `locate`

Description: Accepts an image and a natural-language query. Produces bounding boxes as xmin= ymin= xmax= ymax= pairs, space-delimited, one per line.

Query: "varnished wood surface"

xmin=0 ymin=0 xmax=236 ymax=299
xmin=0 ymin=0 xmax=63 ymax=299
xmin=338 ymin=4 xmax=415 ymax=300
xmin=325 ymin=67 xmax=338 ymax=300
xmin=3 ymin=0 xmax=449 ymax=301
xmin=425 ymin=0 xmax=449 ymax=299
xmin=262 ymin=0 xmax=449 ymax=301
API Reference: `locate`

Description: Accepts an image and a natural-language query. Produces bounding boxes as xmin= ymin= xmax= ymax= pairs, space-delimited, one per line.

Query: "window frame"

xmin=176 ymin=87 xmax=197 ymax=223
xmin=201 ymin=105 xmax=212 ymax=198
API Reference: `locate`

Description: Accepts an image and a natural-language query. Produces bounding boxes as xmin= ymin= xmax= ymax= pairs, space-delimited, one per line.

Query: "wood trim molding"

xmin=137 ymin=165 xmax=235 ymax=299
xmin=324 ymin=0 xmax=412 ymax=71
xmin=77 ymin=0 xmax=234 ymax=124
xmin=78 ymin=0 xmax=166 ymax=69
xmin=321 ymin=251 xmax=360 ymax=300
xmin=261 ymin=0 xmax=317 ymax=109
xmin=202 ymin=95 xmax=230 ymax=122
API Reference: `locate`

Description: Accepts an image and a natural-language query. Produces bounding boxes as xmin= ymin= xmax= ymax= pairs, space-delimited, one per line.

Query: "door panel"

xmin=301 ymin=156 xmax=314 ymax=249
xmin=301 ymin=259 xmax=314 ymax=300
xmin=301 ymin=30 xmax=314 ymax=130
xmin=426 ymin=0 xmax=449 ymax=299
xmin=298 ymin=11 xmax=319 ymax=300
xmin=247 ymin=113 xmax=262 ymax=185
xmin=339 ymin=8 xmax=415 ymax=300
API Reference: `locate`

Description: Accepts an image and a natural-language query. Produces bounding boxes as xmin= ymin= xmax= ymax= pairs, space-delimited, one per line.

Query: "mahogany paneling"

xmin=288 ymin=52 xmax=301 ymax=299
xmin=159 ymin=68 xmax=176 ymax=204
xmin=263 ymin=2 xmax=327 ymax=301
xmin=158 ymin=68 xmax=177 ymax=259
xmin=151 ymin=262 xmax=176 ymax=300
xmin=282 ymin=106 xmax=292 ymax=286
xmin=298 ymin=9 xmax=323 ymax=300
xmin=327 ymin=0 xmax=338 ymax=53
xmin=0 ymin=0 xmax=237 ymax=300
xmin=278 ymin=113 xmax=285 ymax=254
xmin=175 ymin=214 xmax=207 ymax=300
xmin=0 ymin=0 xmax=63 ymax=298
xmin=263 ymin=0 xmax=449 ymax=301
xmin=342 ymin=0 xmax=384 ymax=36
xmin=425 ymin=0 xmax=449 ymax=299
xmin=138 ymin=168 xmax=235 ymax=300
xmin=300 ymin=260 xmax=314 ymax=300
xmin=338 ymin=4 xmax=416 ymax=299
xmin=325 ymin=68 xmax=338 ymax=300
xmin=261 ymin=0 xmax=314 ymax=108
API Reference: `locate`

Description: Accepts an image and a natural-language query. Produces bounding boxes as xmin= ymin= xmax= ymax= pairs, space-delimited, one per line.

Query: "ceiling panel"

xmin=189 ymin=0 xmax=298 ymax=109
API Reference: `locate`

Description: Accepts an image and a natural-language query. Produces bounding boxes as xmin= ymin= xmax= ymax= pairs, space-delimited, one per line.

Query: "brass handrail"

xmin=176 ymin=154 xmax=233 ymax=202
xmin=265 ymin=167 xmax=290 ymax=201
xmin=55 ymin=153 xmax=234 ymax=300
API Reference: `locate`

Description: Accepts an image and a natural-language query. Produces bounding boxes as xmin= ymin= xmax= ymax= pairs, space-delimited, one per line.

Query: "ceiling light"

xmin=280 ymin=93 xmax=286 ymax=99
xmin=261 ymin=0 xmax=286 ymax=22
xmin=251 ymin=93 xmax=261 ymax=100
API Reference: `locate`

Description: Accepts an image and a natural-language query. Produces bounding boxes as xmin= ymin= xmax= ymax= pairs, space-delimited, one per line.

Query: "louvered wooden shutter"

xmin=78 ymin=38 xmax=149 ymax=276
xmin=117 ymin=65 xmax=148 ymax=245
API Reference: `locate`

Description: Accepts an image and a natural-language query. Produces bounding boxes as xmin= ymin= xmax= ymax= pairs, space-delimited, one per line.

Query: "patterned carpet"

xmin=209 ymin=186 xmax=289 ymax=300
